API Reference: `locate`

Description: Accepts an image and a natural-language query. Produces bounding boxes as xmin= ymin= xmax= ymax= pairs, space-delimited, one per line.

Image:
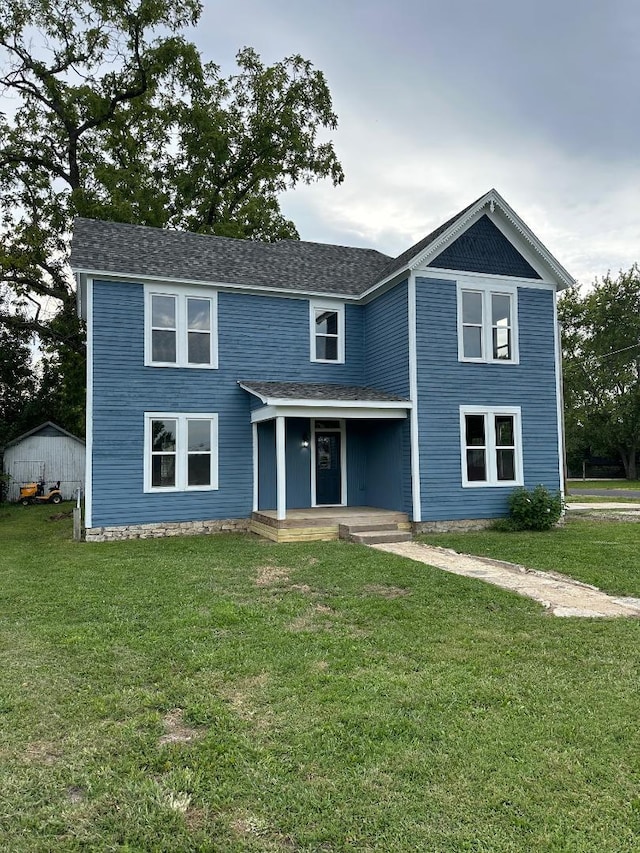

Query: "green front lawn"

xmin=1 ymin=505 xmax=639 ymax=851
xmin=420 ymin=518 xmax=640 ymax=597
xmin=565 ymin=494 xmax=640 ymax=503
xmin=568 ymin=479 xmax=640 ymax=490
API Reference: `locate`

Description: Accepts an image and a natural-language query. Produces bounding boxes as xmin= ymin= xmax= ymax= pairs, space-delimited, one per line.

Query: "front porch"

xmin=250 ymin=506 xmax=412 ymax=543
xmin=239 ymin=380 xmax=414 ymax=524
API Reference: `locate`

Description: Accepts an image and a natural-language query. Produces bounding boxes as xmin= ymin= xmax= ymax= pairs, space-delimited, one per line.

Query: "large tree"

xmin=559 ymin=265 xmax=640 ymax=479
xmin=0 ymin=0 xmax=343 ymax=357
xmin=0 ymin=287 xmax=37 ymax=447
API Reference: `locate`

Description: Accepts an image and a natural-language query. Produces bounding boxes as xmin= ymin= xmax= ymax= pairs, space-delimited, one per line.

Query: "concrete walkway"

xmin=567 ymin=501 xmax=640 ymax=512
xmin=372 ymin=541 xmax=640 ymax=618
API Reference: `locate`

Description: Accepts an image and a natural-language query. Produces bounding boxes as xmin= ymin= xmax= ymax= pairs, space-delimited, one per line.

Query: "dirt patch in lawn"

xmin=255 ymin=565 xmax=290 ymax=586
xmin=288 ymin=603 xmax=334 ymax=633
xmin=231 ymin=811 xmax=296 ymax=849
xmin=66 ymin=785 xmax=86 ymax=805
xmin=158 ymin=709 xmax=205 ymax=746
xmin=363 ymin=583 xmax=411 ymax=599
xmin=23 ymin=740 xmax=62 ymax=765
xmin=220 ymin=673 xmax=272 ymax=728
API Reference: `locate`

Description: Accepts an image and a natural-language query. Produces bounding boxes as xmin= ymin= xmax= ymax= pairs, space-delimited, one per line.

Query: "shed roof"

xmin=2 ymin=421 xmax=85 ymax=450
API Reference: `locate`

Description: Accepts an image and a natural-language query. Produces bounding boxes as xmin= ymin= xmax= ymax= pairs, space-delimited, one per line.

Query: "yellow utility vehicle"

xmin=19 ymin=480 xmax=63 ymax=506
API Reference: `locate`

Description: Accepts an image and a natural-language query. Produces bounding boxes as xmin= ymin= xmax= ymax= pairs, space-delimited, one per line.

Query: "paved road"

xmin=569 ymin=488 xmax=640 ymax=499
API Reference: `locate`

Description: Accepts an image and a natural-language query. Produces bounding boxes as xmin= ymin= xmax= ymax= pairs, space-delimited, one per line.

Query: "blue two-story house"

xmin=71 ymin=189 xmax=573 ymax=542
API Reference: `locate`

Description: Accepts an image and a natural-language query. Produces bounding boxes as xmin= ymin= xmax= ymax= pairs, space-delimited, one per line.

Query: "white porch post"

xmin=275 ymin=415 xmax=286 ymax=520
xmin=252 ymin=422 xmax=258 ymax=512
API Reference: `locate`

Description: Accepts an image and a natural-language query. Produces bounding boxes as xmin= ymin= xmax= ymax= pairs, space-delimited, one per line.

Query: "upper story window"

xmin=144 ymin=412 xmax=219 ymax=492
xmin=458 ymin=283 xmax=518 ymax=364
xmin=145 ymin=284 xmax=218 ymax=368
xmin=460 ymin=406 xmax=523 ymax=487
xmin=310 ymin=300 xmax=345 ymax=363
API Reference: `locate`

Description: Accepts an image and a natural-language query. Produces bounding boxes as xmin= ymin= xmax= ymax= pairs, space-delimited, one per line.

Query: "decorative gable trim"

xmin=409 ymin=190 xmax=574 ymax=289
xmin=427 ymin=214 xmax=541 ymax=280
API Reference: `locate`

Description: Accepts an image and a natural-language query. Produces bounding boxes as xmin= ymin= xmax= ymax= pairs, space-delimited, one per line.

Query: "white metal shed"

xmin=2 ymin=422 xmax=85 ymax=502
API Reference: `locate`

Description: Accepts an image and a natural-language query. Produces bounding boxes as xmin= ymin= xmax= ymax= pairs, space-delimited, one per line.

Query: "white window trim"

xmin=459 ymin=405 xmax=523 ymax=488
xmin=309 ymin=300 xmax=345 ymax=364
xmin=144 ymin=282 xmax=218 ymax=369
xmin=456 ymin=280 xmax=519 ymax=364
xmin=144 ymin=412 xmax=219 ymax=493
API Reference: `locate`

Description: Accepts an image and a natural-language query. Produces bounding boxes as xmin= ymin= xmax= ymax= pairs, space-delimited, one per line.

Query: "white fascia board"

xmin=486 ymin=191 xmax=576 ymax=289
xmin=260 ymin=397 xmax=409 ymax=409
xmin=70 ymin=267 xmax=361 ymax=304
xmin=251 ymin=405 xmax=408 ymax=423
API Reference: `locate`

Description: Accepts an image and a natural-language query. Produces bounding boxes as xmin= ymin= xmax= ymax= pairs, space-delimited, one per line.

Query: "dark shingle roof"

xmin=72 ymin=192 xmax=549 ymax=297
xmin=238 ymin=381 xmax=409 ymax=403
xmin=70 ymin=218 xmax=393 ymax=297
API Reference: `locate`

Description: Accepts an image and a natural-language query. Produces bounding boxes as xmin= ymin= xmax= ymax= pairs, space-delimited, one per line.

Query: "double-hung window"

xmin=460 ymin=406 xmax=523 ymax=487
xmin=310 ymin=300 xmax=345 ymax=363
xmin=145 ymin=284 xmax=217 ymax=368
xmin=458 ymin=283 xmax=518 ymax=363
xmin=145 ymin=413 xmax=219 ymax=492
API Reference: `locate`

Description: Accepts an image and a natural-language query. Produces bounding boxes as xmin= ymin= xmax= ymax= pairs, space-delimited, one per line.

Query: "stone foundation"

xmin=413 ymin=518 xmax=495 ymax=534
xmin=85 ymin=517 xmax=250 ymax=542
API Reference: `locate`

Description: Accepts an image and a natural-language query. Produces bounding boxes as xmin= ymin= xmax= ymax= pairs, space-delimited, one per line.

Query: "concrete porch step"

xmin=338 ymin=522 xmax=405 ymax=536
xmin=339 ymin=520 xmax=413 ymax=545
xmin=349 ymin=530 xmax=414 ymax=545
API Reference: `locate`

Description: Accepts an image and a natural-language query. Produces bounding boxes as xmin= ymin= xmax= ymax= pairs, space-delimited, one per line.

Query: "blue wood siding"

xmin=346 ymin=422 xmax=367 ymax=506
xmin=429 ymin=215 xmax=541 ymax=279
xmin=415 ymin=276 xmax=560 ymax=521
xmin=363 ymin=281 xmax=412 ymax=514
xmin=257 ymin=420 xmax=312 ymax=510
xmin=364 ymin=282 xmax=410 ymax=396
xmin=91 ymin=283 xmax=364 ymax=527
xmin=286 ymin=419 xmax=312 ymax=509
xmin=346 ymin=421 xmax=407 ymax=511
xmin=257 ymin=421 xmax=276 ymax=510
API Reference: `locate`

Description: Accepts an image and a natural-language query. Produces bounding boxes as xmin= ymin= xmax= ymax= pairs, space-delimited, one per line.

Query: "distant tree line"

xmin=559 ymin=265 xmax=640 ymax=480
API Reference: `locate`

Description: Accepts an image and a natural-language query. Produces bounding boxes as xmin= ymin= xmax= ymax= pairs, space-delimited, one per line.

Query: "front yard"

xmin=1 ymin=505 xmax=639 ymax=851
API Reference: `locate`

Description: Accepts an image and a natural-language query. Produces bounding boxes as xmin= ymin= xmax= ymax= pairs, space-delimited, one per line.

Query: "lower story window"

xmin=145 ymin=413 xmax=218 ymax=492
xmin=460 ymin=406 xmax=522 ymax=487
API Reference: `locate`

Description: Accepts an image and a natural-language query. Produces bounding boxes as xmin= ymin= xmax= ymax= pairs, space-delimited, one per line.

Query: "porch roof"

xmin=238 ymin=380 xmax=410 ymax=423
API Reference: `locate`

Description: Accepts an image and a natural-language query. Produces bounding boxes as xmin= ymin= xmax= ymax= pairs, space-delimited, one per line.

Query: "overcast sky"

xmin=192 ymin=0 xmax=640 ymax=286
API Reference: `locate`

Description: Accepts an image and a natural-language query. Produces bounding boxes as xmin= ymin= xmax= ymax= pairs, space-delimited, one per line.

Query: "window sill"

xmin=145 ymin=362 xmax=219 ymax=369
xmin=462 ymin=480 xmax=523 ymax=488
xmin=459 ymin=358 xmax=519 ymax=366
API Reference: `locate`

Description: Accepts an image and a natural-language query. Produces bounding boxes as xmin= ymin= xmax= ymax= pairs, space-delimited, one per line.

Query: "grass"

xmin=568 ymin=479 xmax=640 ymax=490
xmin=419 ymin=518 xmax=640 ymax=598
xmin=565 ymin=494 xmax=640 ymax=503
xmin=1 ymin=504 xmax=639 ymax=851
